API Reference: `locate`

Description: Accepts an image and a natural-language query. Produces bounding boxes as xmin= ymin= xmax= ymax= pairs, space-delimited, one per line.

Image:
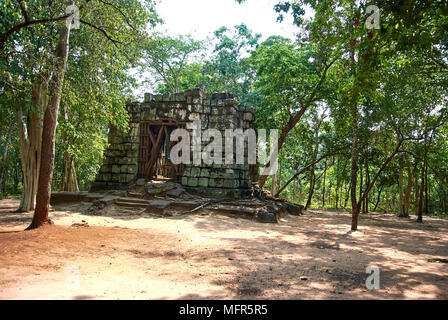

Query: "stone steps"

xmin=117 ymin=197 xmax=150 ymax=204
xmin=114 ymin=202 xmax=148 ymax=208
xmin=115 ymin=197 xmax=150 ymax=208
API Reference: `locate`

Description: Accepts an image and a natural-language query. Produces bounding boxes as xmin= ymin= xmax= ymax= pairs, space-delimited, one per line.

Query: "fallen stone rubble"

xmin=50 ymin=180 xmax=304 ymax=223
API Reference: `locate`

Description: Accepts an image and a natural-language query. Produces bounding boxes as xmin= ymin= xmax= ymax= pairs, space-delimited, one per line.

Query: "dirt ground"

xmin=0 ymin=197 xmax=447 ymax=300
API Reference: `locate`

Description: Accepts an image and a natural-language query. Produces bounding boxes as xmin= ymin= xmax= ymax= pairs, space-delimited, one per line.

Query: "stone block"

xmin=200 ymin=168 xmax=210 ymax=177
xmin=175 ymin=92 xmax=186 ymax=101
xmin=202 ymin=105 xmax=211 ymax=114
xmin=188 ymin=177 xmax=198 ymax=187
xmin=198 ymin=178 xmax=209 ymax=187
xmin=119 ymin=174 xmax=134 ymax=183
xmin=112 ymin=165 xmax=121 ymax=174
xmin=100 ymin=165 xmax=112 ymax=173
xmin=223 ymin=179 xmax=239 ymax=189
xmin=142 ymin=110 xmax=156 ymax=121
xmin=190 ymin=167 xmax=200 ymax=178
xmin=127 ymin=165 xmax=136 ymax=174
xmin=183 ymin=167 xmax=191 ymax=177
xmin=209 ymin=178 xmax=223 ymax=188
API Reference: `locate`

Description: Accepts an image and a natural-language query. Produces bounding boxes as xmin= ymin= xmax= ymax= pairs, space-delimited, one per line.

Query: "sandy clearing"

xmin=0 ymin=198 xmax=447 ymax=300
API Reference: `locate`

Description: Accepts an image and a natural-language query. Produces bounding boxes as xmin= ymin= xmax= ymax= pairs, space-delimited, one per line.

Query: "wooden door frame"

xmin=138 ymin=119 xmax=187 ymax=180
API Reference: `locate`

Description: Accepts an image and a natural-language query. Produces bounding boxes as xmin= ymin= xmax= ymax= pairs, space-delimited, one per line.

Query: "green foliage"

xmin=204 ymin=23 xmax=261 ymax=101
xmin=0 ymin=0 xmax=160 ymax=190
xmin=141 ymin=33 xmax=204 ymax=94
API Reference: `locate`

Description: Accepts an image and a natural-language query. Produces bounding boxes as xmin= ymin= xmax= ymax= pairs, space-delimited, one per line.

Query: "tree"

xmin=265 ymin=0 xmax=448 ymax=228
xmin=0 ymin=0 xmax=160 ymax=229
xmin=141 ymin=34 xmax=204 ymax=94
xmin=205 ymin=24 xmax=261 ymax=101
xmin=249 ymin=36 xmax=339 ymax=187
xmin=27 ymin=15 xmax=73 ymax=229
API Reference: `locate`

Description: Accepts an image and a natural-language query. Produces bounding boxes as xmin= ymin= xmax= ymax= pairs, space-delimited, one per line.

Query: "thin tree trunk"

xmin=350 ymin=117 xmax=360 ymax=230
xmin=305 ymin=124 xmax=322 ymax=209
xmin=322 ymin=158 xmax=327 ymax=207
xmin=335 ymin=157 xmax=346 ymax=209
xmin=27 ymin=19 xmax=72 ymax=230
xmin=398 ymin=158 xmax=405 ymax=216
xmin=417 ymin=137 xmax=428 ymax=222
xmin=306 ymin=170 xmax=315 ymax=210
xmin=0 ymin=123 xmax=14 ymax=198
xmin=277 ymin=164 xmax=282 ymax=194
xmin=364 ymin=160 xmax=370 ymax=213
xmin=271 ymin=173 xmax=277 ymax=196
xmin=344 ymin=179 xmax=351 ymax=209
xmin=61 ymin=155 xmax=79 ymax=191
xmin=373 ymin=183 xmax=384 ymax=212
xmin=14 ymin=162 xmax=20 ymax=194
xmin=424 ymin=163 xmax=429 ymax=215
xmin=385 ymin=187 xmax=390 ymax=213
xmin=403 ymin=160 xmax=413 ymax=217
xmin=359 ymin=164 xmax=363 ymax=211
xmin=417 ymin=166 xmax=424 ymax=223
xmin=60 ymin=104 xmax=79 ymax=192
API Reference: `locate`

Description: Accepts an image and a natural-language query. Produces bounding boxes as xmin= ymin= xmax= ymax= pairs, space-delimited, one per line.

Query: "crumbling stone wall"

xmin=91 ymin=88 xmax=257 ymax=197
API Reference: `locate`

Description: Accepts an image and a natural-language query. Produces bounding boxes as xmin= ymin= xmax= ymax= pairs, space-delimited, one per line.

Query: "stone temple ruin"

xmin=91 ymin=88 xmax=258 ymax=198
xmin=50 ymin=89 xmax=304 ymax=223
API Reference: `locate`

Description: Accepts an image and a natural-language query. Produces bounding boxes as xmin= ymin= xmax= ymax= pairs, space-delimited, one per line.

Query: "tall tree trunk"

xmin=364 ymin=160 xmax=370 ymax=213
xmin=14 ymin=162 xmax=20 ymax=194
xmin=385 ymin=187 xmax=390 ymax=213
xmin=398 ymin=158 xmax=405 ymax=216
xmin=26 ymin=20 xmax=71 ymax=230
xmin=424 ymin=163 xmax=429 ymax=215
xmin=60 ymin=103 xmax=79 ymax=192
xmin=305 ymin=125 xmax=321 ymax=209
xmin=359 ymin=164 xmax=363 ymax=211
xmin=350 ymin=117 xmax=360 ymax=231
xmin=373 ymin=183 xmax=384 ymax=212
xmin=271 ymin=173 xmax=277 ymax=196
xmin=416 ymin=166 xmax=424 ymax=223
xmin=335 ymin=158 xmax=347 ymax=210
xmin=277 ymin=163 xmax=282 ymax=194
xmin=403 ymin=160 xmax=413 ymax=217
xmin=322 ymin=158 xmax=327 ymax=207
xmin=417 ymin=137 xmax=428 ymax=222
xmin=61 ymin=155 xmax=79 ymax=191
xmin=0 ymin=123 xmax=14 ymax=198
xmin=305 ymin=170 xmax=315 ymax=210
xmin=344 ymin=179 xmax=351 ymax=209
xmin=17 ymin=80 xmax=48 ymax=211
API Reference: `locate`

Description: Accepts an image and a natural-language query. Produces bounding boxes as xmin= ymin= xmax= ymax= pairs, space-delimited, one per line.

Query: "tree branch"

xmin=0 ymin=15 xmax=70 ymax=55
xmin=17 ymin=0 xmax=29 ymax=23
xmin=275 ymin=147 xmax=346 ymax=197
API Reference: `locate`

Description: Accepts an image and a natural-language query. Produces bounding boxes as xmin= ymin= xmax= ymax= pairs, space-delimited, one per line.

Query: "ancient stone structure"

xmin=91 ymin=88 xmax=258 ymax=197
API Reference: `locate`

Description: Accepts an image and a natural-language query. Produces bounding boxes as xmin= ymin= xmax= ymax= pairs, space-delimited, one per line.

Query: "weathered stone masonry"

xmin=91 ymin=88 xmax=257 ymax=198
